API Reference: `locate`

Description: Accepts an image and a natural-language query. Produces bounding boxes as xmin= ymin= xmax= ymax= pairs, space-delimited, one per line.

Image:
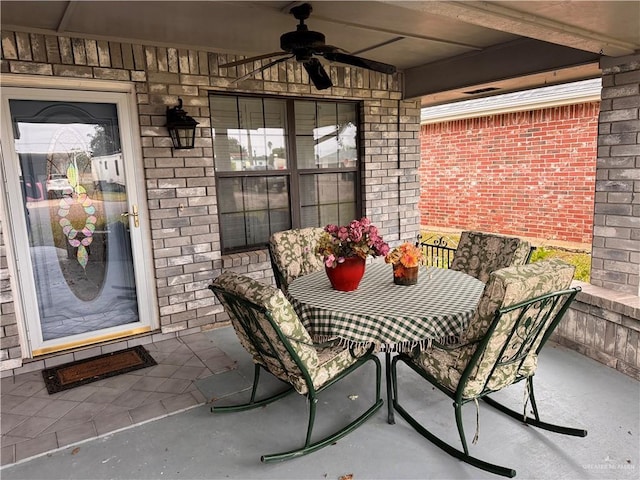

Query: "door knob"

xmin=121 ymin=204 xmax=139 ymax=227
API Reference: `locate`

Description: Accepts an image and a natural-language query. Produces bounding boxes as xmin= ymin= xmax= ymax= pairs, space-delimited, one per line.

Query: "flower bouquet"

xmin=316 ymin=217 xmax=389 ymax=291
xmin=317 ymin=217 xmax=390 ymax=268
xmin=385 ymin=242 xmax=425 ymax=285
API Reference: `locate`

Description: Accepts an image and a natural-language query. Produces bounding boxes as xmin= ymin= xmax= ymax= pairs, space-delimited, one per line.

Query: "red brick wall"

xmin=419 ymin=102 xmax=599 ymax=244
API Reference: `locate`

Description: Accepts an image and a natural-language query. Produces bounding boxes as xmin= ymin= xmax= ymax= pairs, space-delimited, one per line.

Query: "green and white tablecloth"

xmin=288 ymin=263 xmax=485 ymax=352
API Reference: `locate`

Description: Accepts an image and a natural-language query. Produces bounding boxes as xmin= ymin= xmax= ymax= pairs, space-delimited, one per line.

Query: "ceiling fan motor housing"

xmin=280 ymin=30 xmax=326 ymax=60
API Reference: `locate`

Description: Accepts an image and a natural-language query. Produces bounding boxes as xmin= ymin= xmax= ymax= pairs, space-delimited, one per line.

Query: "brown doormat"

xmin=42 ymin=345 xmax=157 ymax=394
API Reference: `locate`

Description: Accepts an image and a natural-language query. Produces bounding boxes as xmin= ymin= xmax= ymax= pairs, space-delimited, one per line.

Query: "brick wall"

xmin=591 ymin=53 xmax=640 ymax=295
xmin=0 ymin=220 xmax=21 ymax=369
xmin=556 ymin=283 xmax=640 ymax=380
xmin=0 ymin=30 xmax=420 ymax=370
xmin=420 ymin=103 xmax=599 ymax=244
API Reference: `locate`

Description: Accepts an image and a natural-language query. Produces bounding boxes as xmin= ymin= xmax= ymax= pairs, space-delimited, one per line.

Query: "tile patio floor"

xmin=1 ymin=329 xmax=237 ymax=466
xmin=1 ymin=326 xmax=639 ymax=479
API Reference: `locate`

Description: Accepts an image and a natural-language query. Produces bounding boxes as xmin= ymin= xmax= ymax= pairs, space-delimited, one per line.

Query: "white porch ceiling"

xmin=2 ymin=1 xmax=638 ymax=106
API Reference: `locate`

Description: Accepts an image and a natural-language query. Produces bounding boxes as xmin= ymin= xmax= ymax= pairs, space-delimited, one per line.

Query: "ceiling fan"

xmin=219 ymin=3 xmax=397 ymax=90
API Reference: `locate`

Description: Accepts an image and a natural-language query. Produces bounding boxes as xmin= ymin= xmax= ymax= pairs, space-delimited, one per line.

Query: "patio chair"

xmin=449 ymin=231 xmax=531 ymax=282
xmin=209 ymin=271 xmax=383 ymax=463
xmin=391 ymin=259 xmax=586 ymax=477
xmin=512 ymin=240 xmax=535 ymax=265
xmin=269 ymin=227 xmax=325 ymax=293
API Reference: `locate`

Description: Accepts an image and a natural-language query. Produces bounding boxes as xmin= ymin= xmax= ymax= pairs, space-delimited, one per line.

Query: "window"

xmin=210 ymin=94 xmax=360 ymax=252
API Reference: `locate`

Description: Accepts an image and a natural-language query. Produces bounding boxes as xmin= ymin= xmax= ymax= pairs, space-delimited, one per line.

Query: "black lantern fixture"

xmin=166 ymin=98 xmax=199 ymax=149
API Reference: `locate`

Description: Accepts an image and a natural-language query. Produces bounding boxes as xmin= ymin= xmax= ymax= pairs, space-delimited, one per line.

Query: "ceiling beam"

xmin=56 ymin=1 xmax=77 ymax=33
xmin=387 ymin=1 xmax=639 ymax=57
xmin=404 ymin=38 xmax=601 ymax=100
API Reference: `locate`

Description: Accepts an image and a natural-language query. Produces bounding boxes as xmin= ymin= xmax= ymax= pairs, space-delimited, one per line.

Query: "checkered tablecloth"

xmin=288 ymin=263 xmax=485 ymax=352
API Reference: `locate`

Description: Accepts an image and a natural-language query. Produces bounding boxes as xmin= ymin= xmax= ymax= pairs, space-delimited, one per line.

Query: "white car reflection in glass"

xmin=46 ymin=173 xmax=73 ymax=198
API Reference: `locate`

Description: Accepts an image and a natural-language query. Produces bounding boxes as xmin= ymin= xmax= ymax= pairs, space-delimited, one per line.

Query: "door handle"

xmin=121 ymin=204 xmax=139 ymax=227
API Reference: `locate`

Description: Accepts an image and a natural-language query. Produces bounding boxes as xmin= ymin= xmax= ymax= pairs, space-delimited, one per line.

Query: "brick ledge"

xmin=572 ymin=280 xmax=640 ymax=322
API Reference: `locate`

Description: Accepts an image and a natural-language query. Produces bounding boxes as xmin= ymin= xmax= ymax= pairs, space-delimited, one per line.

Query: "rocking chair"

xmin=209 ymin=271 xmax=383 ymax=463
xmin=391 ymin=259 xmax=587 ymax=477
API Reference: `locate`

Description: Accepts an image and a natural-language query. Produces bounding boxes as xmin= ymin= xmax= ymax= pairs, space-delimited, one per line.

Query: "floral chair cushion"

xmin=269 ymin=227 xmax=325 ymax=291
xmin=409 ymin=259 xmax=575 ymax=398
xmin=511 ymin=240 xmax=533 ymax=266
xmin=450 ymin=231 xmax=523 ymax=283
xmin=212 ymin=271 xmax=358 ymax=395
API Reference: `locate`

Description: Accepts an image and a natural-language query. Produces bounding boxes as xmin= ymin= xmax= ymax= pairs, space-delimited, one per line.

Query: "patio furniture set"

xmin=207 ymin=227 xmax=587 ymax=477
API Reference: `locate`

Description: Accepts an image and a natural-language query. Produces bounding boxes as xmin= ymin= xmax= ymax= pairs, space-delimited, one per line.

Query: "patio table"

xmin=288 ymin=262 xmax=485 ymax=423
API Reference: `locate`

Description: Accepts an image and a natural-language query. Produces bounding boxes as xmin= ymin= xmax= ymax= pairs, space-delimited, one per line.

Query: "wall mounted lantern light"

xmin=166 ymin=98 xmax=199 ymax=149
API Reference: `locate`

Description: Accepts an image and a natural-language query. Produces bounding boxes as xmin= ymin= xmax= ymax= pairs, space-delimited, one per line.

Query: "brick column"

xmin=592 ymin=53 xmax=640 ymax=295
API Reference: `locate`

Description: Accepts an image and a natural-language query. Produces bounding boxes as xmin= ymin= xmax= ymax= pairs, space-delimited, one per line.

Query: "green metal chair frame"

xmin=209 ymin=278 xmax=383 ymax=463
xmin=391 ymin=286 xmax=586 ymax=477
xmin=268 ymin=245 xmax=288 ymax=291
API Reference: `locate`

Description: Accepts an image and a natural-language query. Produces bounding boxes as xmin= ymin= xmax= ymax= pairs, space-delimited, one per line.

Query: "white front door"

xmin=1 ymin=86 xmax=157 ymax=356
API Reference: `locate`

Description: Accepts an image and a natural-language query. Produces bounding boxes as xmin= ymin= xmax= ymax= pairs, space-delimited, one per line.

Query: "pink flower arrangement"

xmin=317 ymin=217 xmax=390 ymax=268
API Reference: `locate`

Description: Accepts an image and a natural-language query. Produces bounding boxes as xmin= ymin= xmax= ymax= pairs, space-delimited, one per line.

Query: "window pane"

xmin=317 ymin=173 xmax=338 ymax=204
xmin=238 ymin=97 xmax=264 ymax=130
xmin=264 ymin=99 xmax=286 ymax=128
xmin=294 ymin=101 xmax=315 ymax=169
xmin=246 ymin=211 xmax=270 ymax=246
xmin=338 ymin=202 xmax=356 ymax=225
xmin=269 ymin=208 xmax=291 ymax=233
xmin=217 ymin=178 xmax=243 ymax=214
xmin=317 ymin=103 xmax=336 ymax=128
xmin=243 ymin=178 xmax=269 ymax=209
xmin=211 ymin=96 xmax=239 ymax=130
xmin=317 ymin=103 xmax=338 ymax=168
xmin=264 ymin=99 xmax=288 ymax=170
xmin=296 ymin=136 xmax=316 ymax=169
xmin=338 ymin=104 xmax=357 ymax=168
xmin=316 ymin=127 xmax=339 ymax=169
xmin=213 ymin=96 xmax=290 ymax=172
xmin=300 ymin=205 xmax=319 ymax=227
xmin=294 ymin=101 xmax=316 ymax=136
xmin=339 ymin=171 xmax=356 ymax=201
xmin=320 ymin=204 xmax=339 ymax=226
xmin=299 ymin=173 xmax=355 ymax=227
xmin=337 ymin=103 xmax=356 ymax=126
xmin=211 ymin=96 xmax=242 ymax=172
xmin=220 ymin=212 xmax=247 ymax=249
xmin=267 ymin=176 xmax=288 ymax=201
xmin=299 ymin=174 xmax=317 ymax=206
xmin=217 ymin=177 xmax=290 ymax=249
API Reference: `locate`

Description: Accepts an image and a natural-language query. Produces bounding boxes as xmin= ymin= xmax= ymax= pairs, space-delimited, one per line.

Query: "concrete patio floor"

xmin=1 ymin=325 xmax=638 ymax=480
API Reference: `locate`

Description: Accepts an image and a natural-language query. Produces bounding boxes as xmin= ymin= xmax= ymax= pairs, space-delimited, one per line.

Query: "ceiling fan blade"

xmin=232 ymin=55 xmax=293 ymax=83
xmin=322 ymin=52 xmax=396 ymax=75
xmin=313 ymin=44 xmax=347 ymax=54
xmin=303 ymin=58 xmax=333 ymax=90
xmin=219 ymin=52 xmax=288 ymax=68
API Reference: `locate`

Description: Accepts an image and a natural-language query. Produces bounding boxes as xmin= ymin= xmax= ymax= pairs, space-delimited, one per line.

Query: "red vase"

xmin=325 ymin=257 xmax=366 ymax=291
